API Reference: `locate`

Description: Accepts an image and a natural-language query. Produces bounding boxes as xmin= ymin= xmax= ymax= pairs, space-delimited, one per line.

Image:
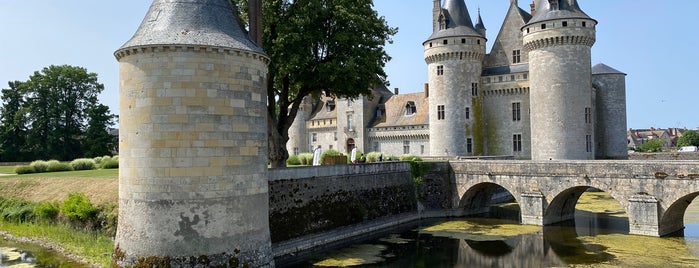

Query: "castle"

xmin=287 ymin=0 xmax=628 ymax=160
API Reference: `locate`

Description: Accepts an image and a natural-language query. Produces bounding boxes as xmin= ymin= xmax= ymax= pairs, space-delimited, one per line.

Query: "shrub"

xmin=60 ymin=192 xmax=98 ymax=224
xmin=637 ymin=139 xmax=666 ymax=153
xmin=101 ymin=159 xmax=119 ymax=169
xmin=93 ymin=156 xmax=104 ymax=165
xmin=400 ymin=155 xmax=423 ymax=162
xmin=70 ymin=158 xmax=97 ymax=171
xmin=47 ymin=160 xmax=73 ymax=172
xmin=0 ymin=198 xmax=36 ymax=223
xmin=14 ymin=165 xmax=35 ymax=174
xmin=34 ymin=201 xmax=60 ymax=222
xmin=96 ymin=203 xmax=118 ymax=237
xmin=366 ymin=152 xmax=382 ymax=163
xmin=286 ymin=155 xmax=301 ymax=166
xmin=299 ymin=153 xmax=314 ymax=166
xmin=320 ymin=149 xmax=340 ymax=164
xmin=30 ymin=160 xmax=49 ymax=173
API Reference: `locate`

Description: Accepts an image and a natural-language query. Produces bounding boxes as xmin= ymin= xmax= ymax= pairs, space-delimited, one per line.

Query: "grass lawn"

xmin=0 ymin=169 xmax=118 ymax=205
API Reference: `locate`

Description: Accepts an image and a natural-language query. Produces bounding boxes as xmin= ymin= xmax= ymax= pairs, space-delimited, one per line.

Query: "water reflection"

xmin=281 ymin=192 xmax=699 ymax=267
xmin=0 ymin=237 xmax=86 ymax=267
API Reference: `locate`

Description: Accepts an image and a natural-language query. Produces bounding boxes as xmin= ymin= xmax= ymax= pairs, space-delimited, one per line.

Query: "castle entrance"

xmin=346 ymin=139 xmax=355 ymax=153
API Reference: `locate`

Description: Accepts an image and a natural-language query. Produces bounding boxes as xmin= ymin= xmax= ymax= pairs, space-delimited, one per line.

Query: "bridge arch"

xmin=659 ymin=192 xmax=699 ymax=236
xmin=459 ymin=182 xmax=520 ymax=220
xmin=544 ymin=186 xmax=627 ymax=226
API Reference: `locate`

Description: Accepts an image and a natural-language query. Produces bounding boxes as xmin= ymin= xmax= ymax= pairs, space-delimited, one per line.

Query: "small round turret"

xmin=425 ymin=0 xmax=486 ymax=157
xmin=523 ymin=0 xmax=597 ymax=160
xmin=593 ymin=63 xmax=628 ymax=159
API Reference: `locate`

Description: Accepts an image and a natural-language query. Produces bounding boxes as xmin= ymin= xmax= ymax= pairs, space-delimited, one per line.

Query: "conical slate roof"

xmin=426 ymin=0 xmax=483 ymax=41
xmin=475 ymin=10 xmax=486 ymax=31
xmin=526 ymin=0 xmax=593 ymax=26
xmin=592 ymin=63 xmax=626 ymax=75
xmin=116 ymin=0 xmax=263 ymax=55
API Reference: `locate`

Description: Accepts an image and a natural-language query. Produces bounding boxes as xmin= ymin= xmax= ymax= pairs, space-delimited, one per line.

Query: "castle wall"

xmin=594 ymin=73 xmax=628 ymax=159
xmin=116 ymin=46 xmax=273 ymax=266
xmin=482 ymin=80 xmax=531 ymax=159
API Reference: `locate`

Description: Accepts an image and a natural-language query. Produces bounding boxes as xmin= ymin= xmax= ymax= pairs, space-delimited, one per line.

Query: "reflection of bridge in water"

xmin=451 ymin=160 xmax=699 ymax=236
xmin=455 ymin=233 xmax=568 ymax=267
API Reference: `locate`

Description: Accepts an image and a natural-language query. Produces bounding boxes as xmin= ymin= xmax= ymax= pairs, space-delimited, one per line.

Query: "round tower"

xmin=523 ymin=0 xmax=597 ymax=160
xmin=592 ymin=63 xmax=628 ymax=159
xmin=113 ymin=0 xmax=273 ymax=266
xmin=287 ymin=96 xmax=314 ymax=155
xmin=425 ymin=0 xmax=486 ymax=157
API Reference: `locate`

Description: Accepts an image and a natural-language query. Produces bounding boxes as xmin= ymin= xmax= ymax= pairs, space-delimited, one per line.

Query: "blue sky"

xmin=0 ymin=0 xmax=697 ymax=129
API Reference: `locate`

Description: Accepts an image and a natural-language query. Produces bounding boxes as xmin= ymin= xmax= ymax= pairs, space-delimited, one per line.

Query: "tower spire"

xmin=475 ymin=8 xmax=486 ymax=37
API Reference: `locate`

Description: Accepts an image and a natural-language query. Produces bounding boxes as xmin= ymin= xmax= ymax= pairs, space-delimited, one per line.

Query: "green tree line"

xmin=0 ymin=65 xmax=116 ymax=161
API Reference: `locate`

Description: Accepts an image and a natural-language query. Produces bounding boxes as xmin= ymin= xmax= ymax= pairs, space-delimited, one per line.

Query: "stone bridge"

xmin=449 ymin=160 xmax=699 ymax=236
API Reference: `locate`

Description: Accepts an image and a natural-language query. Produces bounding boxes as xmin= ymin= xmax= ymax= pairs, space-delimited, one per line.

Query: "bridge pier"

xmin=628 ymin=194 xmax=662 ymax=236
xmin=520 ymin=192 xmax=545 ymax=225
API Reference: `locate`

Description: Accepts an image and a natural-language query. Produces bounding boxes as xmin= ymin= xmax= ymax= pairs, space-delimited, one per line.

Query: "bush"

xmin=14 ymin=165 xmax=35 ymax=174
xmin=34 ymin=201 xmax=60 ymax=222
xmin=30 ymin=160 xmax=49 ymax=173
xmin=93 ymin=156 xmax=104 ymax=165
xmin=70 ymin=158 xmax=97 ymax=171
xmin=637 ymin=139 xmax=666 ymax=153
xmin=286 ymin=155 xmax=301 ymax=166
xmin=400 ymin=155 xmax=423 ymax=162
xmin=0 ymin=198 xmax=36 ymax=223
xmin=60 ymin=192 xmax=98 ymax=224
xmin=298 ymin=153 xmax=314 ymax=166
xmin=366 ymin=152 xmax=382 ymax=163
xmin=96 ymin=204 xmax=118 ymax=237
xmin=47 ymin=160 xmax=73 ymax=172
xmin=320 ymin=149 xmax=340 ymax=164
xmin=101 ymin=159 xmax=119 ymax=169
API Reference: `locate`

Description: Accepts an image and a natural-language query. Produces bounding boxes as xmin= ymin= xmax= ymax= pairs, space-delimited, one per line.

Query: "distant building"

xmin=628 ymin=127 xmax=690 ymax=149
xmin=288 ymin=0 xmax=628 ymax=160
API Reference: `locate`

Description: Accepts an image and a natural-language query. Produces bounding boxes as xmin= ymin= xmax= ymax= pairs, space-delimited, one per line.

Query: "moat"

xmin=279 ymin=191 xmax=699 ymax=267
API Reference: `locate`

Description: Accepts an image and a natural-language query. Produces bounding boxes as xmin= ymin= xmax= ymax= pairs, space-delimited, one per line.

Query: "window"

xmin=585 ymin=107 xmax=592 ymax=124
xmin=562 ymin=21 xmax=568 ymax=27
xmin=443 ymin=39 xmax=448 ymax=45
xmin=347 ymin=115 xmax=353 ymax=131
xmin=465 ymin=107 xmax=470 ymax=119
xmin=512 ymin=102 xmax=521 ymax=121
xmin=586 ymin=135 xmax=593 ymax=152
xmin=403 ymin=141 xmax=410 ymax=154
xmin=429 ymin=42 xmax=433 ymax=48
xmin=526 ymin=28 xmax=530 ymax=33
xmin=513 ymin=50 xmax=521 ymax=64
xmin=511 ymin=75 xmax=516 ymax=81
xmin=467 ymin=138 xmax=473 ymax=153
xmin=420 ymin=145 xmax=425 ymax=155
xmin=499 ymin=76 xmax=503 ymax=82
xmin=437 ymin=105 xmax=445 ymax=120
xmin=513 ymin=134 xmax=522 ymax=152
xmin=325 ymin=100 xmax=335 ymax=112
xmin=312 ymin=133 xmax=317 ymax=142
xmin=477 ymin=40 xmax=481 ymax=45
xmin=437 ymin=65 xmax=444 ymax=76
xmin=329 ymin=145 xmax=333 ymax=150
xmin=406 ymin=101 xmax=417 ymax=115
xmin=523 ymin=73 xmax=528 ymax=80
xmin=541 ymin=24 xmax=547 ymax=30
xmin=293 ymin=147 xmax=299 ymax=155
xmin=461 ymin=38 xmax=466 ymax=44
xmin=471 ymin=83 xmax=478 ymax=96
xmin=582 ymin=21 xmax=587 ymax=27
xmin=347 ymin=99 xmax=353 ymax=107
xmin=334 ymin=132 xmax=338 ymax=141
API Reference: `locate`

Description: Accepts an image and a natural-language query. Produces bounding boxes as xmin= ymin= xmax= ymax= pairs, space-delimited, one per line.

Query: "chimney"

xmin=248 ymin=0 xmax=263 ymax=45
xmin=530 ymin=1 xmax=536 ymax=16
xmin=394 ymin=87 xmax=399 ymax=95
xmin=424 ymin=83 xmax=430 ymax=98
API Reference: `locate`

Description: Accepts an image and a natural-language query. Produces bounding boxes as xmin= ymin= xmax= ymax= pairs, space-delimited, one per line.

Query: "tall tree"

xmin=232 ymin=0 xmax=396 ymax=167
xmin=23 ymin=65 xmax=105 ymax=160
xmin=0 ymin=81 xmax=30 ymax=161
xmin=84 ymin=104 xmax=117 ymax=157
xmin=677 ymin=130 xmax=699 ymax=148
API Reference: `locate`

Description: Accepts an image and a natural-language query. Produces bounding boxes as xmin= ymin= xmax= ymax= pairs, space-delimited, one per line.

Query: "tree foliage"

xmin=0 ymin=65 xmax=115 ymax=161
xmin=637 ymin=138 xmax=666 ymax=153
xmin=677 ymin=130 xmax=699 ymax=148
xmin=231 ymin=0 xmax=397 ymax=167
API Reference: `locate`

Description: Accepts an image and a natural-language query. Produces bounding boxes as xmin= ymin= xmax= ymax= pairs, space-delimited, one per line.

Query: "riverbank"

xmin=0 ymin=169 xmax=118 ymax=267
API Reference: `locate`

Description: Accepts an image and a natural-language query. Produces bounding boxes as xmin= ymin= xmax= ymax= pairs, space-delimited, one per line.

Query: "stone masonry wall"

xmin=267 ymin=162 xmax=416 ymax=243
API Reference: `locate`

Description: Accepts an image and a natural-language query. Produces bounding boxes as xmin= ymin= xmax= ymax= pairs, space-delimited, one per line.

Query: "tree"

xmin=637 ymin=138 xmax=666 ymax=153
xmin=677 ymin=130 xmax=699 ymax=148
xmin=0 ymin=65 xmax=113 ymax=161
xmin=231 ymin=0 xmax=397 ymax=167
xmin=84 ymin=104 xmax=117 ymax=157
xmin=0 ymin=81 xmax=30 ymax=161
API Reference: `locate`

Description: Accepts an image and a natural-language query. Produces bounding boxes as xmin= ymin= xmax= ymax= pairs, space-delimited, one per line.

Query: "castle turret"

xmin=113 ymin=0 xmax=273 ymax=266
xmin=425 ymin=0 xmax=486 ymax=157
xmin=592 ymin=63 xmax=628 ymax=159
xmin=523 ymin=0 xmax=597 ymax=160
xmin=475 ymin=9 xmax=487 ymax=37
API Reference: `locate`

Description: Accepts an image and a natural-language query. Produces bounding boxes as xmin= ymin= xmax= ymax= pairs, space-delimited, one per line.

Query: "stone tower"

xmin=592 ymin=63 xmax=628 ymax=159
xmin=425 ymin=0 xmax=486 ymax=157
xmin=113 ymin=0 xmax=272 ymax=266
xmin=523 ymin=0 xmax=597 ymax=160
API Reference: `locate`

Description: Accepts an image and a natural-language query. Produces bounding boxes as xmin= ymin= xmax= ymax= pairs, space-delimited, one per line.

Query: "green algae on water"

xmin=420 ymin=219 xmax=541 ymax=241
xmin=576 ymin=234 xmax=699 ymax=267
xmin=576 ymin=192 xmax=627 ymax=218
xmin=312 ymin=244 xmax=387 ymax=267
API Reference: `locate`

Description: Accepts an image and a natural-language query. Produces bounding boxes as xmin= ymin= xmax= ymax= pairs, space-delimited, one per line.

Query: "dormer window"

xmin=438 ymin=14 xmax=447 ymax=30
xmin=325 ymin=100 xmax=335 ymax=112
xmin=406 ymin=101 xmax=417 ymax=116
xmin=548 ymin=0 xmax=559 ymax=10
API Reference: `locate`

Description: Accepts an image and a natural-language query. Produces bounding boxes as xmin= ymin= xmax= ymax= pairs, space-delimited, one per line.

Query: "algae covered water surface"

xmin=283 ymin=192 xmax=699 ymax=267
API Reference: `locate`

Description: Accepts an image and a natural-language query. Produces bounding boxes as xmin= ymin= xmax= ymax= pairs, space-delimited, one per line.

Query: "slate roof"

xmin=372 ymin=92 xmax=429 ymax=128
xmin=526 ymin=0 xmax=593 ymax=26
xmin=483 ymin=64 xmax=530 ymax=76
xmin=117 ymin=0 xmax=263 ymax=54
xmin=426 ymin=0 xmax=483 ymax=41
xmin=592 ymin=63 xmax=626 ymax=75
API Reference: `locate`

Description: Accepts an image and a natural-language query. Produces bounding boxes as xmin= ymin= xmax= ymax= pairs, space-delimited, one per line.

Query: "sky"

xmin=0 ymin=0 xmax=697 ymax=129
